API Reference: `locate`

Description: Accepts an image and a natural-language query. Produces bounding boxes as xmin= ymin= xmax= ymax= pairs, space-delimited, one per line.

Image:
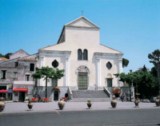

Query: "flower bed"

xmin=31 ymin=97 xmax=38 ymax=102
xmin=42 ymin=98 xmax=49 ymax=102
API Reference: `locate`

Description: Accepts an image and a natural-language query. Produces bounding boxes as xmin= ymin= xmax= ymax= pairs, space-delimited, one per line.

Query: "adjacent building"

xmin=0 ymin=49 xmax=36 ymax=101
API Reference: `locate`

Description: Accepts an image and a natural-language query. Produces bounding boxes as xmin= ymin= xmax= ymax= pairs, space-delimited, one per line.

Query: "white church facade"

xmin=37 ymin=16 xmax=123 ymax=93
xmin=0 ymin=16 xmax=123 ymax=101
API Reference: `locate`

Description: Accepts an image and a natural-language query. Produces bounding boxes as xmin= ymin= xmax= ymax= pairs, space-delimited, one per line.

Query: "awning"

xmin=0 ymin=89 xmax=8 ymax=93
xmin=13 ymin=88 xmax=28 ymax=92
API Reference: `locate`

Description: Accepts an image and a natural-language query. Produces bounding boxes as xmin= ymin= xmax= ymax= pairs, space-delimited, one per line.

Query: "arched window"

xmin=78 ymin=49 xmax=82 ymax=60
xmin=83 ymin=49 xmax=88 ymax=60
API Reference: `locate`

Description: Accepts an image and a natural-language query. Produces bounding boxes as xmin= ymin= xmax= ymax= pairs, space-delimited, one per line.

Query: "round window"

xmin=52 ymin=60 xmax=59 ymax=68
xmin=106 ymin=62 xmax=112 ymax=70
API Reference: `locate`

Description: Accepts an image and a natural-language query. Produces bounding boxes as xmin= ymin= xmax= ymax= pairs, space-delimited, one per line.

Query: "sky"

xmin=0 ymin=0 xmax=160 ymax=72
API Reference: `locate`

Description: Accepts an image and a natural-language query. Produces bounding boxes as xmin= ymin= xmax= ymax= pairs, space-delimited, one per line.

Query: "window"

xmin=1 ymin=70 xmax=6 ymax=79
xmin=25 ymin=75 xmax=30 ymax=81
xmin=30 ymin=63 xmax=35 ymax=71
xmin=52 ymin=60 xmax=59 ymax=68
xmin=78 ymin=49 xmax=82 ymax=60
xmin=83 ymin=49 xmax=88 ymax=60
xmin=106 ymin=62 xmax=112 ymax=70
xmin=77 ymin=49 xmax=88 ymax=60
xmin=15 ymin=62 xmax=18 ymax=67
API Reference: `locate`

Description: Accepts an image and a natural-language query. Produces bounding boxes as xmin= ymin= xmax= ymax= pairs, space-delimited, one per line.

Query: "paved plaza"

xmin=0 ymin=101 xmax=159 ymax=114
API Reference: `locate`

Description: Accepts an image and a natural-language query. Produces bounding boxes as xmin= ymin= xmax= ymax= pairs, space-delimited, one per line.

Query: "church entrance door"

xmin=78 ymin=72 xmax=88 ymax=90
xmin=77 ymin=66 xmax=89 ymax=90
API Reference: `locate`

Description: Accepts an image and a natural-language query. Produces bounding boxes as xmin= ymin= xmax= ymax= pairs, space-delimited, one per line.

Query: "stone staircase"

xmin=70 ymin=90 xmax=110 ymax=102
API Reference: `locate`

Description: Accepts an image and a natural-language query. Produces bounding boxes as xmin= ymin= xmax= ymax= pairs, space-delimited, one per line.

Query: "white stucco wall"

xmin=65 ymin=27 xmax=100 ymax=46
xmin=38 ymin=17 xmax=123 ymax=90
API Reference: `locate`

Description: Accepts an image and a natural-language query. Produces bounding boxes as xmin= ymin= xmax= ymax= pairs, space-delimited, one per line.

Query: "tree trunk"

xmin=35 ymin=79 xmax=38 ymax=96
xmin=45 ymin=78 xmax=48 ymax=98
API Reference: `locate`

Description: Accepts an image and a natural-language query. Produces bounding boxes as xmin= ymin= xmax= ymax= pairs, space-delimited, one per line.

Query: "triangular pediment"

xmin=65 ymin=16 xmax=99 ymax=29
xmin=9 ymin=49 xmax=29 ymax=59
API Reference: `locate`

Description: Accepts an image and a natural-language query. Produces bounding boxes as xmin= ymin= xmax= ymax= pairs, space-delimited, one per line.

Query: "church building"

xmin=37 ymin=16 xmax=123 ymax=99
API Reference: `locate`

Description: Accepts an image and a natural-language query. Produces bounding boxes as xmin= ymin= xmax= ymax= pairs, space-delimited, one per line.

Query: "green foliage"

xmin=148 ymin=49 xmax=160 ymax=65
xmin=118 ymin=72 xmax=136 ymax=85
xmin=51 ymin=69 xmax=64 ymax=80
xmin=0 ymin=52 xmax=12 ymax=59
xmin=151 ymin=67 xmax=157 ymax=77
xmin=118 ymin=67 xmax=158 ymax=99
xmin=33 ymin=66 xmax=64 ymax=98
xmin=40 ymin=67 xmax=54 ymax=79
xmin=135 ymin=70 xmax=155 ymax=98
xmin=118 ymin=49 xmax=160 ymax=98
xmin=122 ymin=58 xmax=129 ymax=68
xmin=32 ymin=68 xmax=42 ymax=79
xmin=148 ymin=49 xmax=160 ymax=95
xmin=5 ymin=53 xmax=12 ymax=59
xmin=0 ymin=53 xmax=4 ymax=57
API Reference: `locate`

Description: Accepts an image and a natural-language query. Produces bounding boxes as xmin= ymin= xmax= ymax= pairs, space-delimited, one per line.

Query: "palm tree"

xmin=50 ymin=68 xmax=64 ymax=87
xmin=40 ymin=67 xmax=55 ymax=98
xmin=148 ymin=49 xmax=160 ymax=95
xmin=33 ymin=66 xmax=64 ymax=98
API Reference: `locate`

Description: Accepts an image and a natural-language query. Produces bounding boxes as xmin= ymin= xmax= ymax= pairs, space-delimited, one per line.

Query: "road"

xmin=0 ymin=109 xmax=160 ymax=126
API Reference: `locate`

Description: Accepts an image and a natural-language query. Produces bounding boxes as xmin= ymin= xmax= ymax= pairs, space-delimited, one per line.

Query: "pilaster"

xmin=95 ymin=58 xmax=101 ymax=90
xmin=61 ymin=55 xmax=70 ymax=87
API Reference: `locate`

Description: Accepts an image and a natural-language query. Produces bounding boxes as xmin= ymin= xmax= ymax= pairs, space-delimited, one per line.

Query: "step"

xmin=72 ymin=90 xmax=109 ymax=98
xmin=70 ymin=98 xmax=111 ymax=102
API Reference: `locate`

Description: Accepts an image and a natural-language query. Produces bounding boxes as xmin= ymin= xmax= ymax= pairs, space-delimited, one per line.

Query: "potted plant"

xmin=87 ymin=100 xmax=92 ymax=109
xmin=53 ymin=86 xmax=60 ymax=92
xmin=58 ymin=100 xmax=65 ymax=110
xmin=112 ymin=87 xmax=121 ymax=98
xmin=28 ymin=99 xmax=33 ymax=110
xmin=155 ymin=96 xmax=160 ymax=107
xmin=111 ymin=96 xmax=117 ymax=108
xmin=0 ymin=97 xmax=5 ymax=112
